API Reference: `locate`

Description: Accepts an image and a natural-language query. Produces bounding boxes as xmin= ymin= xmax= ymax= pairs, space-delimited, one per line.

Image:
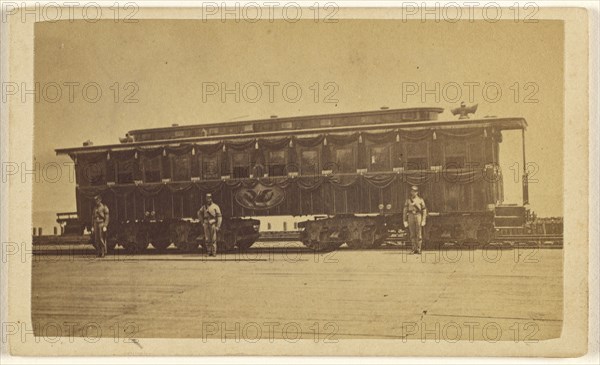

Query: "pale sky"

xmin=33 ymin=19 xmax=564 ymax=230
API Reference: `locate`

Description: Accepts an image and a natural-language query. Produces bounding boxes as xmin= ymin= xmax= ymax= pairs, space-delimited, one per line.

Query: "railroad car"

xmin=55 ymin=106 xmax=529 ymax=252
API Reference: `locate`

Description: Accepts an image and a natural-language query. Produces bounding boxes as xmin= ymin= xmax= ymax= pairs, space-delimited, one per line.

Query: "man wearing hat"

xmin=403 ymin=185 xmax=427 ymax=254
xmin=198 ymin=193 xmax=222 ymax=256
xmin=92 ymin=195 xmax=110 ymax=258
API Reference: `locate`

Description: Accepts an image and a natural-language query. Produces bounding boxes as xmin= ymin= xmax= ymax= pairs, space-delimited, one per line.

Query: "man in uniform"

xmin=198 ymin=193 xmax=222 ymax=257
xmin=403 ymin=185 xmax=427 ymax=254
xmin=92 ymin=195 xmax=110 ymax=258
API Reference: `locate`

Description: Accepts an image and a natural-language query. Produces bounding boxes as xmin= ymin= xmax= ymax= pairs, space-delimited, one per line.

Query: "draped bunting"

xmin=136 ymin=146 xmax=163 ymax=158
xmin=195 ymin=142 xmax=223 ymax=154
xmin=362 ymin=130 xmax=397 ymax=144
xmin=326 ymin=132 xmax=359 ymax=146
xmin=166 ymin=144 xmax=194 ymax=156
xmin=259 ymin=137 xmax=291 ymax=150
xmin=397 ymin=129 xmax=432 ymax=142
xmin=293 ymin=134 xmax=325 ymax=147
xmin=111 ymin=149 xmax=137 ymax=161
xmin=137 ymin=183 xmax=165 ymax=197
xmin=73 ymin=128 xmax=491 ymax=169
xmin=77 ymin=129 xmax=480 ymax=173
xmin=436 ymin=129 xmax=484 ymax=139
xmin=362 ymin=173 xmax=397 ymax=189
xmin=77 ymin=167 xmax=491 ymax=199
xmin=226 ymin=139 xmax=255 ymax=151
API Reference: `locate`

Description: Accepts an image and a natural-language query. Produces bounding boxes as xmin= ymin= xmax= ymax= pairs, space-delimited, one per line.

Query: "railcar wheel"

xmin=215 ymin=228 xmax=236 ymax=252
xmin=347 ymin=239 xmax=366 ymax=249
xmin=107 ymin=239 xmax=117 ymax=252
xmin=152 ymin=241 xmax=171 ymax=252
xmin=427 ymin=225 xmax=443 ymax=245
xmin=373 ymin=225 xmax=387 ymax=248
xmin=347 ymin=225 xmax=377 ymax=249
xmin=236 ymin=239 xmax=255 ymax=250
xmin=476 ymin=227 xmax=493 ymax=245
xmin=123 ymin=241 xmax=149 ymax=254
xmin=300 ymin=229 xmax=310 ymax=247
xmin=175 ymin=241 xmax=199 ymax=253
xmin=373 ymin=238 xmax=385 ymax=248
xmin=217 ymin=240 xmax=236 ymax=252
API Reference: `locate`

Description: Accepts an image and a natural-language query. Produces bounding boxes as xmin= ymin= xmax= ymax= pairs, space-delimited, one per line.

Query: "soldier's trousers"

xmin=407 ymin=213 xmax=423 ymax=253
xmin=203 ymin=222 xmax=217 ymax=255
xmin=93 ymin=223 xmax=107 ymax=257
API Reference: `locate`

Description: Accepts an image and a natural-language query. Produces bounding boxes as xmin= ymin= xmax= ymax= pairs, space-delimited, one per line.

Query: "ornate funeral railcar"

xmin=56 ymin=107 xmax=529 ymax=252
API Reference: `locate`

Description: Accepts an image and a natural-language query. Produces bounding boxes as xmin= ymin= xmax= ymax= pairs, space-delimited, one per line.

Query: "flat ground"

xmin=31 ymin=241 xmax=563 ymax=342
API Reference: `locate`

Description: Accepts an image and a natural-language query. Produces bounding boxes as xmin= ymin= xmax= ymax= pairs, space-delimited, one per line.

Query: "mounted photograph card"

xmin=1 ymin=2 xmax=595 ymax=359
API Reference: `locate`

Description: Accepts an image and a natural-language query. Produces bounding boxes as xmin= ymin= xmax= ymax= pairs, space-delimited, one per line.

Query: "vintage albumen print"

xmin=2 ymin=3 xmax=592 ymax=358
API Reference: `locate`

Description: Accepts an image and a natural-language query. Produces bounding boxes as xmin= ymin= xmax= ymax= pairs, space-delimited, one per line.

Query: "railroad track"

xmin=32 ymin=232 xmax=563 ymax=252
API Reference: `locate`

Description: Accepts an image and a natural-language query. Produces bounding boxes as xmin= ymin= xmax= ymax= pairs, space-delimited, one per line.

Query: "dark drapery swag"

xmin=77 ymin=166 xmax=490 ymax=200
xmin=76 ymin=128 xmax=487 ymax=166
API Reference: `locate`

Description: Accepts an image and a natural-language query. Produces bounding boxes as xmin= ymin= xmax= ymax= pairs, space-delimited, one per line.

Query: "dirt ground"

xmin=31 ymin=242 xmax=563 ymax=343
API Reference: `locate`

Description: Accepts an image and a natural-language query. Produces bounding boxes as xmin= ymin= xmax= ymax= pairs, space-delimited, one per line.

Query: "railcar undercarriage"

xmin=98 ymin=218 xmax=260 ymax=253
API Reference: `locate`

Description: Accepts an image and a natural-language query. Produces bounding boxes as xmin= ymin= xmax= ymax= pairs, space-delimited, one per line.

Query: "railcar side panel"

xmin=72 ymin=126 xmax=505 ymax=231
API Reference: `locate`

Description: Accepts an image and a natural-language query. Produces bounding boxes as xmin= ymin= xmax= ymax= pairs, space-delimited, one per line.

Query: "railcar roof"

xmin=127 ymin=107 xmax=445 ymax=136
xmin=55 ymin=115 xmax=527 ymax=155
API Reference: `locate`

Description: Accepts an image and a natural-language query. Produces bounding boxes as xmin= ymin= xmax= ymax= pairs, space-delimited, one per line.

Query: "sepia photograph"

xmin=1 ymin=2 xmax=595 ymax=360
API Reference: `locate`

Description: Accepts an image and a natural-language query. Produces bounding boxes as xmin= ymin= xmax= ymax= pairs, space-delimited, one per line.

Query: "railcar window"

xmin=468 ymin=142 xmax=484 ymax=166
xmin=83 ymin=161 xmax=106 ymax=186
xmin=142 ymin=155 xmax=162 ymax=183
xmin=280 ymin=122 xmax=293 ymax=130
xmin=445 ymin=184 xmax=472 ymax=211
xmin=268 ymin=150 xmax=286 ymax=177
xmin=171 ymin=154 xmax=191 ymax=181
xmin=445 ymin=143 xmax=467 ymax=169
xmin=369 ymin=146 xmax=391 ymax=172
xmin=320 ymin=119 xmax=332 ymax=127
xmin=201 ymin=154 xmax=220 ymax=180
xmin=405 ymin=142 xmax=428 ymax=170
xmin=232 ymin=152 xmax=250 ymax=179
xmin=300 ymin=150 xmax=320 ymax=175
xmin=242 ymin=124 xmax=254 ymax=133
xmin=116 ymin=159 xmax=134 ymax=184
xmin=335 ymin=148 xmax=355 ymax=173
xmin=173 ymin=193 xmax=184 ymax=218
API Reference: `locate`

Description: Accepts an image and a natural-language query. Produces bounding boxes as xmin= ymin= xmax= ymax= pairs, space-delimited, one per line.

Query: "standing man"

xmin=92 ymin=195 xmax=110 ymax=258
xmin=403 ymin=185 xmax=427 ymax=254
xmin=198 ymin=193 xmax=222 ymax=257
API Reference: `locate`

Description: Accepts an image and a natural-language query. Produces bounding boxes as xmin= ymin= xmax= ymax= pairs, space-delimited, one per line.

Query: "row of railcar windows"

xmin=79 ymin=141 xmax=488 ymax=186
